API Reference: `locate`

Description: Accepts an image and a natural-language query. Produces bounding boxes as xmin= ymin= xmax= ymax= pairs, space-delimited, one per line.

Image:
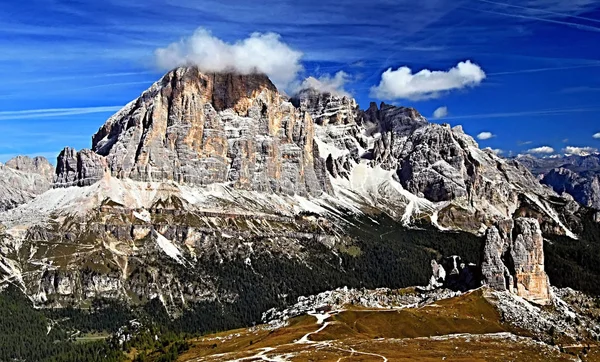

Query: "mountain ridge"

xmin=0 ymin=66 xmax=595 ymax=323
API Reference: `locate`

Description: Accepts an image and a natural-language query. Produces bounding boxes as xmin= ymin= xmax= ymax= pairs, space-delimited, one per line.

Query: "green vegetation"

xmin=0 ymin=285 xmax=123 ymax=362
xmin=545 ymin=209 xmax=600 ymax=296
xmin=2 ymin=211 xmax=600 ymax=360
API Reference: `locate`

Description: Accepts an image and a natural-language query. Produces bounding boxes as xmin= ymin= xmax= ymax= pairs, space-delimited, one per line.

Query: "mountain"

xmin=517 ymin=153 xmax=600 ymax=210
xmin=1 ymin=67 xmax=599 ymax=360
xmin=0 ymin=156 xmax=53 ymax=212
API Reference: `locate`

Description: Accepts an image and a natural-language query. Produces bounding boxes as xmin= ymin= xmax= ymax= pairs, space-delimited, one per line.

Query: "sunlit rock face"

xmin=482 ymin=218 xmax=551 ymax=305
xmin=86 ymin=67 xmax=329 ymax=197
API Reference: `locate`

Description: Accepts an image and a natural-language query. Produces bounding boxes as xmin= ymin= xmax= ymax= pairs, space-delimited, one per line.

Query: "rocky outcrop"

xmin=5 ymin=155 xmax=54 ymax=182
xmin=54 ymin=147 xmax=108 ymax=187
xmin=312 ymin=99 xmax=565 ymax=233
xmin=482 ymin=218 xmax=550 ymax=304
xmin=90 ymin=67 xmax=329 ymax=196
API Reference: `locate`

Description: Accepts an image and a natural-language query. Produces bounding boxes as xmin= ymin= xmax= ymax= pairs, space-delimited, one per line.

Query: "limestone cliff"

xmin=84 ymin=67 xmax=329 ymax=196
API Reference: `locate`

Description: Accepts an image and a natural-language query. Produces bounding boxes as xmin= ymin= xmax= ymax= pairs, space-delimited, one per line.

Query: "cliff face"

xmin=81 ymin=67 xmax=329 ymax=196
xmin=54 ymin=147 xmax=108 ymax=187
xmin=481 ymin=218 xmax=550 ymax=304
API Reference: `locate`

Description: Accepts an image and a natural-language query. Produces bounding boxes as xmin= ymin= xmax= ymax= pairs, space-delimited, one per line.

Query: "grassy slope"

xmin=175 ymin=289 xmax=596 ymax=362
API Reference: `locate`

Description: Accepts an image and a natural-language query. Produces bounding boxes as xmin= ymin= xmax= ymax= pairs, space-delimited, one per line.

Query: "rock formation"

xmin=482 ymin=217 xmax=551 ymax=304
xmin=291 ymin=88 xmax=358 ymax=126
xmin=54 ymin=147 xmax=108 ymax=187
xmin=428 ymin=259 xmax=446 ymax=289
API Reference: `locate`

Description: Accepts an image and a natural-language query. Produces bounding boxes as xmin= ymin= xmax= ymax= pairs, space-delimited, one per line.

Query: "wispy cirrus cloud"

xmin=470 ymin=0 xmax=600 ymax=33
xmin=442 ymin=106 xmax=600 ymax=120
xmin=0 ymin=106 xmax=122 ymax=121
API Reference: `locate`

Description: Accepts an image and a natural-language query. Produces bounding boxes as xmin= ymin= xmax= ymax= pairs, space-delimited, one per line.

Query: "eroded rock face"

xmin=482 ymin=218 xmax=550 ymax=304
xmin=54 ymin=147 xmax=108 ymax=187
xmin=291 ymin=88 xmax=358 ymax=126
xmin=310 ymin=99 xmax=565 ymax=233
xmin=90 ymin=67 xmax=329 ymax=196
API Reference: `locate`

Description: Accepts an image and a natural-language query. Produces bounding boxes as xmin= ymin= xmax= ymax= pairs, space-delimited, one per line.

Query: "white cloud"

xmin=369 ymin=60 xmax=486 ymax=101
xmin=527 ymin=146 xmax=555 ymax=154
xmin=432 ymin=106 xmax=448 ymax=119
xmin=155 ymin=28 xmax=303 ymax=89
xmin=593 ymin=132 xmax=600 ymax=139
xmin=298 ymin=71 xmax=350 ymax=97
xmin=484 ymin=147 xmax=504 ymax=155
xmin=477 ymin=131 xmax=495 ymax=140
xmin=563 ymin=146 xmax=598 ymax=156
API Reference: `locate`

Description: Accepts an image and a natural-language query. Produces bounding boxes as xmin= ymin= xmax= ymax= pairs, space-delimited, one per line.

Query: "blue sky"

xmin=1 ymin=0 xmax=600 ymax=163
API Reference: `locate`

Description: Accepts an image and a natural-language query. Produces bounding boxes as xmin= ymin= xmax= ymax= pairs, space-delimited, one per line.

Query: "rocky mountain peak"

xmin=5 ymin=155 xmax=53 ymax=182
xmin=61 ymin=67 xmax=329 ymax=195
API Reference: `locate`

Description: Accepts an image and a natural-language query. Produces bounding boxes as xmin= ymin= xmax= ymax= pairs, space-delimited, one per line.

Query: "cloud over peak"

xmin=369 ymin=60 xmax=486 ymax=101
xmin=593 ymin=132 xmax=600 ymax=139
xmin=298 ymin=71 xmax=351 ymax=97
xmin=564 ymin=146 xmax=598 ymax=156
xmin=155 ymin=28 xmax=303 ymax=89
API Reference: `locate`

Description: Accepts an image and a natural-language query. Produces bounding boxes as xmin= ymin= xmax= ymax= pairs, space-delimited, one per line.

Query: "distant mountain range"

xmin=517 ymin=153 xmax=600 ymax=210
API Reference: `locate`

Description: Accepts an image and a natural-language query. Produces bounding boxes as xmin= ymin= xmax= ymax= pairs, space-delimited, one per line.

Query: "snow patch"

xmin=154 ymin=231 xmax=185 ymax=264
